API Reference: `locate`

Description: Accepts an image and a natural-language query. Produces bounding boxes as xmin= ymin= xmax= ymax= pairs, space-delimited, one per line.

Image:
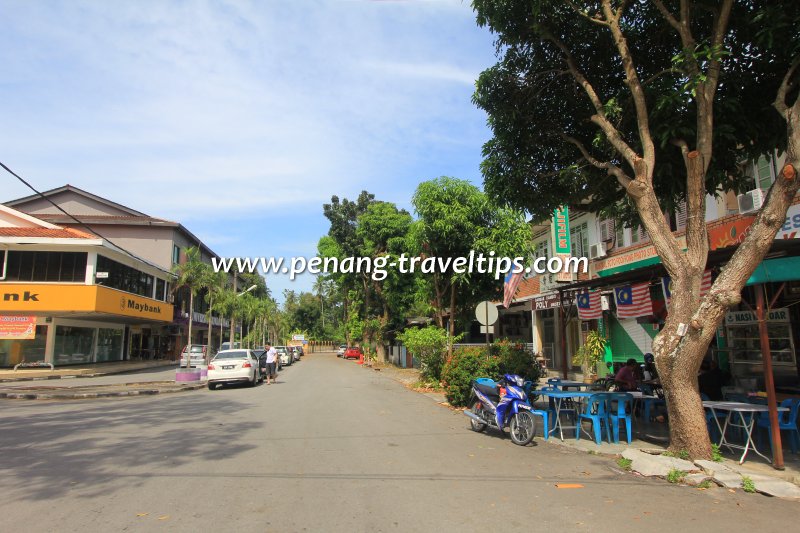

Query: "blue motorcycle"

xmin=464 ymin=374 xmax=536 ymax=445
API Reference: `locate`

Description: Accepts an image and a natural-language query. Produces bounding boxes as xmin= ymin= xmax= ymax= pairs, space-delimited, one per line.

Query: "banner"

xmin=0 ymin=316 xmax=37 ymax=340
xmin=551 ymin=206 xmax=571 ymax=255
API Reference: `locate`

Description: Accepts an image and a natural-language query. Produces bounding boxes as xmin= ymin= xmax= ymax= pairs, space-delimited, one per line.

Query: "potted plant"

xmin=572 ymin=330 xmax=607 ymax=383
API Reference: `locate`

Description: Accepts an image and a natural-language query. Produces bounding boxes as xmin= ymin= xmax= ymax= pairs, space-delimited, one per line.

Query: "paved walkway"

xmin=0 ymin=359 xmax=176 ymax=382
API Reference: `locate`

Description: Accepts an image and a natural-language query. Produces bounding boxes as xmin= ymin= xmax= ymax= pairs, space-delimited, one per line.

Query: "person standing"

xmin=265 ymin=343 xmax=278 ymax=385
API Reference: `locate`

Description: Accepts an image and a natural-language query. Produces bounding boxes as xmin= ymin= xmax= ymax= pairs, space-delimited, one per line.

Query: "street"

xmin=0 ymin=351 xmax=795 ymax=532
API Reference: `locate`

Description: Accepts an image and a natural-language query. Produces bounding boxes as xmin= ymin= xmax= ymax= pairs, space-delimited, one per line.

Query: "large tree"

xmin=472 ymin=0 xmax=800 ymax=458
xmin=410 ymin=176 xmax=532 ymax=353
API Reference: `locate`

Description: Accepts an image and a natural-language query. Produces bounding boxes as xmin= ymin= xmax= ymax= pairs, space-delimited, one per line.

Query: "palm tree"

xmin=172 ymin=246 xmax=207 ymax=370
xmin=202 ymin=269 xmax=228 ymax=362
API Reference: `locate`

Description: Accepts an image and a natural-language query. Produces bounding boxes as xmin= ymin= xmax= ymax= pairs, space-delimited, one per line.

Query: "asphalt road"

xmin=0 ymin=352 xmax=795 ymax=532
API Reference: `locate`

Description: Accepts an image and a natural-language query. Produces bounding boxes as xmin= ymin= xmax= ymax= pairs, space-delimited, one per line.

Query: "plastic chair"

xmin=576 ymin=394 xmax=610 ymax=444
xmin=608 ymin=393 xmax=634 ymax=444
xmin=640 ymin=383 xmax=667 ymax=421
xmin=757 ymin=398 xmax=800 ymax=454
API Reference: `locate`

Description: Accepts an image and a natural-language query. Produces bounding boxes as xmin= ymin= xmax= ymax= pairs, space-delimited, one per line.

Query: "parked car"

xmin=295 ymin=346 xmax=305 ymax=358
xmin=337 ymin=344 xmax=347 ymax=357
xmin=207 ymin=349 xmax=260 ymax=389
xmin=343 ymin=347 xmax=363 ymax=360
xmin=180 ymin=344 xmax=208 ymax=368
xmin=253 ymin=348 xmax=282 ymax=372
xmin=220 ymin=341 xmax=241 ymax=352
xmin=275 ymin=346 xmax=292 ymax=366
xmin=291 ymin=347 xmax=301 ymax=362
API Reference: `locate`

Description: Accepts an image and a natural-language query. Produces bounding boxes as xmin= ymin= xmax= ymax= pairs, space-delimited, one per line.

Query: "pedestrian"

xmin=265 ymin=343 xmax=278 ymax=384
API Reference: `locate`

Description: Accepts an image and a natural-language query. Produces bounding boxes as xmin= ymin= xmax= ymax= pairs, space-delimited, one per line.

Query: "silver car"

xmin=207 ymin=349 xmax=260 ymax=390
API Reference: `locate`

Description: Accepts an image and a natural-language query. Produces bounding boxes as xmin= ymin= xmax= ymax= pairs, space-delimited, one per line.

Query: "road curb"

xmin=0 ymin=382 xmax=206 ymax=400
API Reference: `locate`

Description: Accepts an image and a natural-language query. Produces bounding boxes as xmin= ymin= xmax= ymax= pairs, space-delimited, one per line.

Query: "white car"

xmin=275 ymin=346 xmax=292 ymax=366
xmin=180 ymin=344 xmax=207 ymax=368
xmin=337 ymin=344 xmax=347 ymax=357
xmin=291 ymin=347 xmax=301 ymax=362
xmin=207 ymin=349 xmax=260 ymax=390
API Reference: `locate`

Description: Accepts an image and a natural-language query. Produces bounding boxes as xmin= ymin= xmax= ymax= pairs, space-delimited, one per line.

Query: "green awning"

xmin=746 ymin=256 xmax=800 ymax=285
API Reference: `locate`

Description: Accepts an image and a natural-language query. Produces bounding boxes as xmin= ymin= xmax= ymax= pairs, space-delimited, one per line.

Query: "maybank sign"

xmin=0 ymin=284 xmax=173 ymax=322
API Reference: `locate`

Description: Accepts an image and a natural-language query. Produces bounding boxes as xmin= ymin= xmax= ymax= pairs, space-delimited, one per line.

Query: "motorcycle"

xmin=463 ymin=374 xmax=537 ymax=446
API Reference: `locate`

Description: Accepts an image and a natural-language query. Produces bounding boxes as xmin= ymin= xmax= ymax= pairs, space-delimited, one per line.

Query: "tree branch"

xmin=562 ymin=134 xmax=633 ymax=189
xmin=652 ymin=0 xmax=681 ymax=32
xmin=601 ymin=0 xmax=656 ymax=176
xmin=774 ymin=56 xmax=800 ymax=117
xmin=564 ymin=0 xmax=610 ymax=26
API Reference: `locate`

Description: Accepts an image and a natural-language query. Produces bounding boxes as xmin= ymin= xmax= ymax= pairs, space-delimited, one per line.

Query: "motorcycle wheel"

xmin=469 ymin=400 xmax=487 ymax=432
xmin=509 ymin=411 xmax=535 ymax=446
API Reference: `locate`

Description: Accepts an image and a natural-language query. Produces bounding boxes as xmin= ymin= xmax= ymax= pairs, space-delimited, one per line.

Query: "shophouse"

xmin=499 ymin=153 xmax=800 ymax=393
xmin=0 ymin=203 xmax=174 ymax=367
xmin=4 ymin=185 xmax=231 ymax=362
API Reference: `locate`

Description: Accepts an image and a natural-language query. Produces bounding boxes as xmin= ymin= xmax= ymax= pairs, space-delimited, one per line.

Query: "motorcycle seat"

xmin=475 ymin=382 xmax=500 ymax=400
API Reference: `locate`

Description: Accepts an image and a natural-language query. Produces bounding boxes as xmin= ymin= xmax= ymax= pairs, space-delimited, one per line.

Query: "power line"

xmin=0 ymin=159 xmax=173 ymax=276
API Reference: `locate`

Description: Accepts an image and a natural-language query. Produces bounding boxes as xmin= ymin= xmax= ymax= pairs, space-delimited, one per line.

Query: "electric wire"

xmin=0 ymin=159 xmax=174 ymax=276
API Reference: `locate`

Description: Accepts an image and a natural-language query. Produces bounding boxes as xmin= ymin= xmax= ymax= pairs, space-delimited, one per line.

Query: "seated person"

xmin=614 ymin=358 xmax=640 ymax=391
xmin=698 ymin=359 xmax=725 ymax=400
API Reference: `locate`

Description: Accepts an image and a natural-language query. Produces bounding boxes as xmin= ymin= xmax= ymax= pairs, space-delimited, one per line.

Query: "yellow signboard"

xmin=0 ymin=284 xmax=173 ymax=322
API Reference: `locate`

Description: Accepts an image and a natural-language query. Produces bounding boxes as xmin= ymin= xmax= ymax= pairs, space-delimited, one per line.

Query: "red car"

xmin=343 ymin=347 xmax=363 ymax=360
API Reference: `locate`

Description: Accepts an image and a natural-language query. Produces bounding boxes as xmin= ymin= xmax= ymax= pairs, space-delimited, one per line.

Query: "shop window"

xmin=570 ymin=222 xmax=589 ymax=258
xmin=54 ymin=325 xmax=96 ymax=365
xmin=96 ymin=328 xmax=123 ymax=362
xmin=0 ymin=325 xmax=48 ymax=367
xmin=96 ymin=255 xmax=155 ymax=298
xmin=615 ymin=220 xmax=625 ymax=248
xmin=156 ymin=278 xmax=166 ymax=301
xmin=172 ymin=245 xmax=181 ymax=265
xmin=4 ymin=251 xmax=87 ymax=282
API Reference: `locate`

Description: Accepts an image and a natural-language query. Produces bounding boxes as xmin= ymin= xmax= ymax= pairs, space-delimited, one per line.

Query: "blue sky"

xmin=0 ymin=0 xmax=498 ymax=301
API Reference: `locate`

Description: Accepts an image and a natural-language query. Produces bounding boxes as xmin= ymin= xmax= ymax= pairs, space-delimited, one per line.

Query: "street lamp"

xmin=238 ymin=284 xmax=258 ymax=297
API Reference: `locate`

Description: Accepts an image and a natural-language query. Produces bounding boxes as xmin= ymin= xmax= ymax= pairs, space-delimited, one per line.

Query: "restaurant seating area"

xmin=530 ymin=377 xmax=800 ymax=467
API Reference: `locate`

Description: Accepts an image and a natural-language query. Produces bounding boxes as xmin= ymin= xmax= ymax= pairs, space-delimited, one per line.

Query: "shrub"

xmin=666 ymin=469 xmax=687 ymax=484
xmin=491 ymin=339 xmax=542 ymax=383
xmin=397 ymin=326 xmax=450 ymax=381
xmin=441 ymin=346 xmax=500 ymax=407
xmin=741 ymin=476 xmax=756 ymax=493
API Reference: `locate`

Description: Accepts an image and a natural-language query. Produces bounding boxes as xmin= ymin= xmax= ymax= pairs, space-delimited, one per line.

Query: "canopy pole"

xmin=756 ymin=284 xmax=784 ymax=470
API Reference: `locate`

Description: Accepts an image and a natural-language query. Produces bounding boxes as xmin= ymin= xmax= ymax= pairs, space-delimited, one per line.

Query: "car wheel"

xmin=208 ymin=382 xmax=216 ymax=391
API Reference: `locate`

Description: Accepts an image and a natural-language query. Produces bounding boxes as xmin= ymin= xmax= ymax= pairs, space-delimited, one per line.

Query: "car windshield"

xmin=275 ymin=347 xmax=287 ymax=353
xmin=189 ymin=346 xmax=204 ymax=353
xmin=213 ymin=350 xmax=250 ymax=360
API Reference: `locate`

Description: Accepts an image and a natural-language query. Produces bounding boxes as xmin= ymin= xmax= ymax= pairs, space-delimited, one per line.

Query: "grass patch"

xmin=667 ymin=469 xmax=687 ymax=484
xmin=617 ymin=457 xmax=633 ymax=471
xmin=697 ymin=479 xmax=713 ymax=489
xmin=410 ymin=380 xmax=443 ymax=392
xmin=741 ymin=476 xmax=757 ymax=493
xmin=663 ymin=449 xmax=691 ymax=460
xmin=711 ymin=444 xmax=724 ymax=463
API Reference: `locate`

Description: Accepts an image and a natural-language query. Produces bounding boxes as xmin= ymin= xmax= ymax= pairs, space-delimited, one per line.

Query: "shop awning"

xmin=746 ymin=256 xmax=800 ymax=285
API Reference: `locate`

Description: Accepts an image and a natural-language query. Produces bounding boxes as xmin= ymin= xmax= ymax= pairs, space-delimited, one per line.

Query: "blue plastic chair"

xmin=608 ymin=393 xmax=634 ymax=444
xmin=576 ymin=394 xmax=610 ymax=444
xmin=640 ymin=383 xmax=666 ymax=421
xmin=756 ymin=399 xmax=800 ymax=454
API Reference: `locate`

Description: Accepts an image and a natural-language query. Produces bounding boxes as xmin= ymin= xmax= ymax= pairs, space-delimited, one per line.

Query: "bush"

xmin=441 ymin=347 xmax=500 ymax=407
xmin=397 ymin=326 xmax=450 ymax=381
xmin=491 ymin=339 xmax=542 ymax=383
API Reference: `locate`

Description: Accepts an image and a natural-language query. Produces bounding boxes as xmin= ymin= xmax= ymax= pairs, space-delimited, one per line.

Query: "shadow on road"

xmin=0 ymin=394 xmax=261 ymax=502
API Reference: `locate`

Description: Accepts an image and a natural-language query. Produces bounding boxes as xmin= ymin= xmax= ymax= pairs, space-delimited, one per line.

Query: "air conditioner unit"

xmin=589 ymin=242 xmax=607 ymax=259
xmin=737 ymin=188 xmax=765 ymax=214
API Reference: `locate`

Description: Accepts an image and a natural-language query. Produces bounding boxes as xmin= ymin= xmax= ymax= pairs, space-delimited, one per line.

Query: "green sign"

xmin=552 ymin=206 xmax=571 ymax=255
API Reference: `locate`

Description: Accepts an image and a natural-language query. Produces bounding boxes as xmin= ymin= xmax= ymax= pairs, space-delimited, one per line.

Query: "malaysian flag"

xmin=576 ymin=290 xmax=602 ymax=320
xmin=661 ymin=270 xmax=713 ymax=305
xmin=503 ymin=270 xmax=524 ymax=308
xmin=614 ymin=282 xmax=654 ymax=318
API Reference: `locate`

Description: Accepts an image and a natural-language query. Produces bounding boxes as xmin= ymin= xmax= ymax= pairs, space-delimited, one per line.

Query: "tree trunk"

xmin=447 ymin=283 xmax=457 ymax=359
xmin=187 ymin=292 xmax=194 ymax=366
xmin=205 ymin=294 xmax=213 ymax=365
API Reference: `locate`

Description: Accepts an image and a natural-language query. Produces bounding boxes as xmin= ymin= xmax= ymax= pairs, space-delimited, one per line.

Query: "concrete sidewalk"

xmin=0 ymin=359 xmax=176 ymax=382
xmin=0 ymin=380 xmax=206 ymax=400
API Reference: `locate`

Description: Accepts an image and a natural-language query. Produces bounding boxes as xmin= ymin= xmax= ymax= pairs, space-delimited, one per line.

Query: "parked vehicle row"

xmin=205 ymin=345 xmax=304 ymax=391
xmin=337 ymin=346 xmax=363 ymax=360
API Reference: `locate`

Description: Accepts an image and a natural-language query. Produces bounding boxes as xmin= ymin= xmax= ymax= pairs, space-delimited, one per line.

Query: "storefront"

xmin=0 ymin=283 xmax=173 ymax=366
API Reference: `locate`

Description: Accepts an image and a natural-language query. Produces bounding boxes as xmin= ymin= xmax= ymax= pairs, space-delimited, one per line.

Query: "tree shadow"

xmin=0 ymin=393 xmax=260 ymax=502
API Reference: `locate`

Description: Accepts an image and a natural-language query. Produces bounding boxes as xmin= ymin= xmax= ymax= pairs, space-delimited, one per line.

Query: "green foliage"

xmin=616 ymin=457 xmax=633 ymax=471
xmin=663 ymin=449 xmax=691 ymax=461
xmin=572 ymin=330 xmax=606 ymax=374
xmin=666 ymin=469 xmax=687 ymax=484
xmin=441 ymin=347 xmax=500 ymax=407
xmin=397 ymin=326 xmax=450 ymax=381
xmin=697 ymin=479 xmax=713 ymax=490
xmin=490 ymin=339 xmax=541 ymax=382
xmin=711 ymin=444 xmax=724 ymax=463
xmin=741 ymin=476 xmax=756 ymax=494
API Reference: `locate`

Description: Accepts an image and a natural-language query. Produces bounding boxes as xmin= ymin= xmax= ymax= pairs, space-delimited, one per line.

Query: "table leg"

xmin=709 ymin=407 xmax=725 ymax=446
xmin=739 ymin=412 xmax=771 ymax=464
